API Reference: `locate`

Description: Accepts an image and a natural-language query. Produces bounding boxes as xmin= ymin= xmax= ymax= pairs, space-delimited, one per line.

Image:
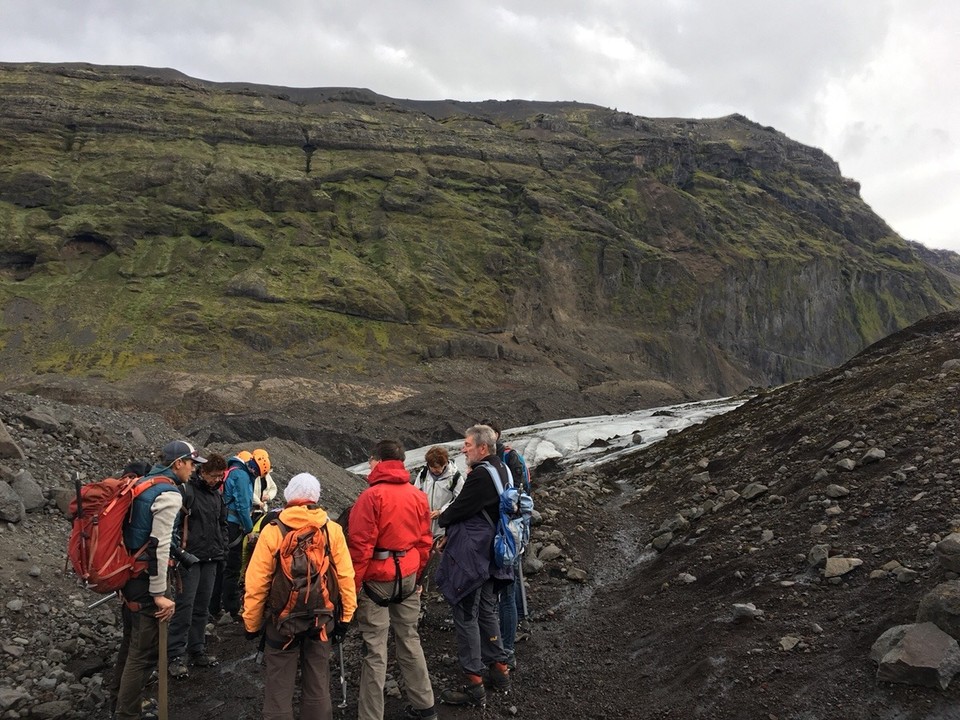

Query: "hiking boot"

xmin=439 ymin=680 xmax=485 ymax=706
xmin=485 ymin=662 xmax=511 ymax=692
xmin=190 ymin=652 xmax=219 ymax=667
xmin=402 ymin=704 xmax=438 ymax=720
xmin=168 ymin=657 xmax=189 ymax=679
xmin=140 ymin=698 xmax=159 ymax=720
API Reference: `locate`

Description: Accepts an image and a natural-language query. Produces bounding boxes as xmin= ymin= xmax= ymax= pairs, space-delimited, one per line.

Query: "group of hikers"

xmin=105 ymin=421 xmax=533 ymax=720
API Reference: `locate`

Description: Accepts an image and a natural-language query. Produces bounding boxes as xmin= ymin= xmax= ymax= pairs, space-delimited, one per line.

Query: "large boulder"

xmin=872 ymin=622 xmax=960 ymax=689
xmin=935 ymin=533 xmax=960 ymax=573
xmin=0 ymin=423 xmax=24 ymax=460
xmin=917 ymin=581 xmax=960 ymax=639
xmin=823 ymin=556 xmax=862 ymax=578
xmin=20 ymin=408 xmax=60 ymax=433
xmin=9 ymin=468 xmax=44 ymax=512
xmin=0 ymin=481 xmax=25 ymax=523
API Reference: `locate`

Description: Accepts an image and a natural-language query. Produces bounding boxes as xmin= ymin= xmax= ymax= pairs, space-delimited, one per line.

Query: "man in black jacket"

xmin=167 ymin=452 xmax=228 ymax=678
xmin=436 ymin=424 xmax=513 ymax=707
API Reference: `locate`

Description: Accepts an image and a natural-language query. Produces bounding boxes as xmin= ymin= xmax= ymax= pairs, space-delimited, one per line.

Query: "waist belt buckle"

xmin=373 ymin=549 xmax=408 ymax=560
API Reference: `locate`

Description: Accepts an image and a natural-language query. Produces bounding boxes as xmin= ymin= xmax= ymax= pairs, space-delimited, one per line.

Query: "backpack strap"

xmin=177 ymin=483 xmax=195 ymax=550
xmin=448 ymin=469 xmax=462 ymax=494
xmin=478 ymin=462 xmax=505 ymax=530
xmin=319 ymin=523 xmax=343 ymax=624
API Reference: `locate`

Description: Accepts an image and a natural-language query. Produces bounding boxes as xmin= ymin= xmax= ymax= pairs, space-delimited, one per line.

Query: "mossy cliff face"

xmin=0 ymin=62 xmax=956 ymax=420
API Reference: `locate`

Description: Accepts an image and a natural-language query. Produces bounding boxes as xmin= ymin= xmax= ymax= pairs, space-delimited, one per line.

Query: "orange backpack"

xmin=66 ymin=474 xmax=174 ymax=593
xmin=266 ymin=518 xmax=342 ymax=646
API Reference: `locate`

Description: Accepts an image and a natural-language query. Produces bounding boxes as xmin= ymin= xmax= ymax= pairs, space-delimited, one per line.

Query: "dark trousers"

xmin=222 ymin=522 xmax=244 ymax=615
xmin=114 ymin=608 xmax=159 ymax=720
xmin=262 ymin=625 xmax=332 ymax=720
xmin=108 ymin=604 xmax=134 ymax=713
xmin=209 ymin=559 xmax=225 ymax=617
xmin=499 ymin=579 xmax=518 ymax=656
xmin=499 ymin=559 xmax=525 ymax=657
xmin=169 ymin=560 xmax=218 ymax=659
xmin=451 ymin=578 xmax=507 ymax=676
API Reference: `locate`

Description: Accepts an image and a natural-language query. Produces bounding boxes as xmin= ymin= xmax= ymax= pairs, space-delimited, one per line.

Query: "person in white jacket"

xmin=413 ymin=446 xmax=465 ymax=540
xmin=252 ymin=470 xmax=278 ymax=516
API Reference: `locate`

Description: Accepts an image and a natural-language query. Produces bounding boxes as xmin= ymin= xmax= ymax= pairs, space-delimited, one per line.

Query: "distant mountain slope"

xmin=556 ymin=309 xmax=960 ymax=717
xmin=0 ymin=62 xmax=957 ymax=430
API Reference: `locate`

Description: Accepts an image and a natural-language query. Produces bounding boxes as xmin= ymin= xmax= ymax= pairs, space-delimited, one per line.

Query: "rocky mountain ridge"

xmin=1 ymin=62 xmax=958 ymax=450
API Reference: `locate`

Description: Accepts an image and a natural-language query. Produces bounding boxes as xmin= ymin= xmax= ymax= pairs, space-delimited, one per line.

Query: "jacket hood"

xmin=276 ymin=504 xmax=330 ymax=529
xmin=368 ymin=459 xmax=410 ymax=486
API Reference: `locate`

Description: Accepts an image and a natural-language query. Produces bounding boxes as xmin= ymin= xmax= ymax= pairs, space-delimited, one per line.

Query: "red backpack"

xmin=66 ymin=474 xmax=175 ymax=593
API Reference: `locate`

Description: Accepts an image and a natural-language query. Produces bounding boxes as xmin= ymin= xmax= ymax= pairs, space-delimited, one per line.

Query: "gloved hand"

xmin=246 ymin=629 xmax=260 ymax=642
xmin=331 ymin=621 xmax=350 ymax=645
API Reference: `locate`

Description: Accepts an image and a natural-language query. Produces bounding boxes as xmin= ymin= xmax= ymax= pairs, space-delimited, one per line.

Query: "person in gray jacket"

xmin=413 ymin=446 xmax=465 ymax=540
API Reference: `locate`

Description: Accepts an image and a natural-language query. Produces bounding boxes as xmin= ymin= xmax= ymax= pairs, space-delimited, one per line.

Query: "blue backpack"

xmin=479 ymin=462 xmax=534 ymax=568
xmin=501 ymin=445 xmax=532 ymax=495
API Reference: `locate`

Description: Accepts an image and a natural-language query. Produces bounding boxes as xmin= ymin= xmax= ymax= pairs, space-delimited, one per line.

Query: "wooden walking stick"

xmin=158 ymin=618 xmax=169 ymax=720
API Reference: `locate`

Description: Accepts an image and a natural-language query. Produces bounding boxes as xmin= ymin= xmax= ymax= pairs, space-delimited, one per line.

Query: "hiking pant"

xmin=357 ymin=574 xmax=435 ymax=720
xmin=262 ymin=625 xmax=331 ymax=720
xmin=209 ymin=559 xmax=225 ymax=617
xmin=499 ymin=557 xmax=524 ymax=658
xmin=222 ymin=521 xmax=244 ymax=615
xmin=498 ymin=578 xmax=518 ymax=658
xmin=108 ymin=604 xmax=134 ymax=713
xmin=169 ymin=560 xmax=218 ymax=659
xmin=114 ymin=608 xmax=159 ymax=720
xmin=451 ymin=578 xmax=508 ymax=677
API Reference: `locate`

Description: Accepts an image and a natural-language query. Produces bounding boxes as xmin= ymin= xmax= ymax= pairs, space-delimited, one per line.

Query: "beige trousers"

xmin=356 ymin=574 xmax=435 ymax=720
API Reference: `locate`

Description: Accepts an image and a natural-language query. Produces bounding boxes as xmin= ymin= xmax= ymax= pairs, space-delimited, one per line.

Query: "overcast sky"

xmin=1 ymin=1 xmax=957 ymax=251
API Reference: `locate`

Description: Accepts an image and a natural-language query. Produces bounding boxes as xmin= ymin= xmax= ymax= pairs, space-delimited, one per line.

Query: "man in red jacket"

xmin=349 ymin=439 xmax=437 ymax=720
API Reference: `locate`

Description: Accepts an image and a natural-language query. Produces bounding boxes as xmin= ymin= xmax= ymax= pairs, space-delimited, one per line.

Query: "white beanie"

xmin=284 ymin=472 xmax=321 ymax=504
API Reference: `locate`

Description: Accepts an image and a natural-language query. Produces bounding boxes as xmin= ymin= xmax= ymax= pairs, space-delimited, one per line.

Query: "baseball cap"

xmin=161 ymin=440 xmax=207 ymax=465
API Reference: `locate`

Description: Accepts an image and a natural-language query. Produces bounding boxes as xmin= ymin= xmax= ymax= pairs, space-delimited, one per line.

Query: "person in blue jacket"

xmin=219 ymin=449 xmax=270 ymax=621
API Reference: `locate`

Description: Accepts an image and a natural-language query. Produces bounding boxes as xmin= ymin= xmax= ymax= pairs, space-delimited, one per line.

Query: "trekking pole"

xmin=87 ymin=592 xmax=119 ymax=610
xmin=158 ymin=619 xmax=169 ymax=720
xmin=255 ymin=629 xmax=266 ymax=665
xmin=517 ymin=558 xmax=529 ymax=619
xmin=337 ymin=642 xmax=348 ymax=709
xmin=68 ymin=472 xmax=83 ymax=578
xmin=72 ymin=471 xmax=83 ymax=517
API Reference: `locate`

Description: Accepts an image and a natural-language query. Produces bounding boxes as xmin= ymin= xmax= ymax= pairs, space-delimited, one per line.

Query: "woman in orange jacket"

xmin=243 ymin=473 xmax=357 ymax=720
